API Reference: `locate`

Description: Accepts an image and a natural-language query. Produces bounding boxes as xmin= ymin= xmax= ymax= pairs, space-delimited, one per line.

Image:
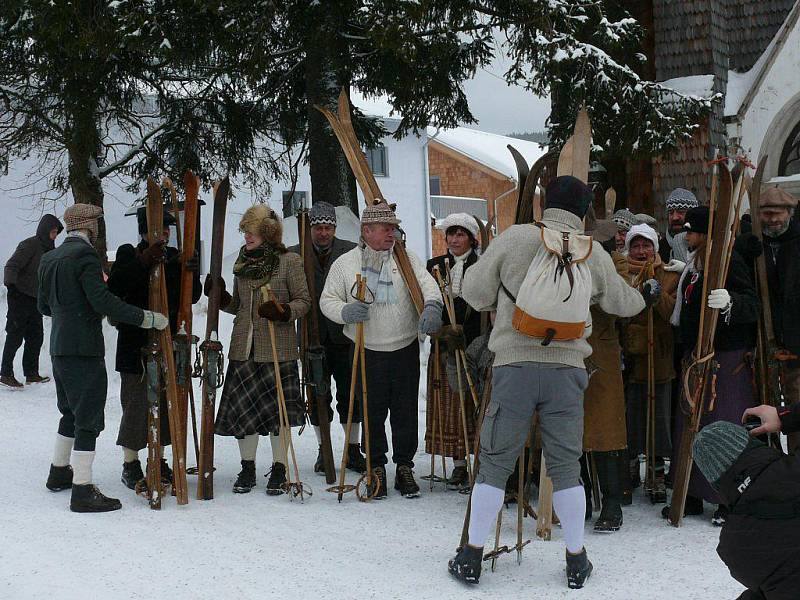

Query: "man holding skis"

xmin=448 ymin=176 xmax=654 ymax=589
xmin=39 ymin=203 xmax=169 ymax=513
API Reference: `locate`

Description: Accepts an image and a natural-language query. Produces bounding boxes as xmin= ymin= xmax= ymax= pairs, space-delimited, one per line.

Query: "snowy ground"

xmin=1 ymin=297 xmax=744 ymax=600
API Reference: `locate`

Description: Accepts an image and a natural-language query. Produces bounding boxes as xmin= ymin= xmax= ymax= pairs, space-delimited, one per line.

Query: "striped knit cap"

xmin=309 ymin=201 xmax=337 ymax=227
xmin=692 ymin=421 xmax=750 ymax=485
xmin=612 ymin=208 xmax=637 ymax=232
xmin=361 ymin=200 xmax=401 ymax=226
xmin=666 ymin=188 xmax=699 ymax=212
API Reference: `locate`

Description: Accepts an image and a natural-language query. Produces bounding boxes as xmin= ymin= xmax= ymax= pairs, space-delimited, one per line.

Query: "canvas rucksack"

xmin=508 ymin=223 xmax=593 ymax=346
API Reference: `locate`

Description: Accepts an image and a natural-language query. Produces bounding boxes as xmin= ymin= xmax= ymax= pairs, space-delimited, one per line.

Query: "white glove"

xmin=140 ymin=310 xmax=169 ymax=330
xmin=664 ymin=259 xmax=686 ymax=273
xmin=707 ymin=289 xmax=732 ymax=311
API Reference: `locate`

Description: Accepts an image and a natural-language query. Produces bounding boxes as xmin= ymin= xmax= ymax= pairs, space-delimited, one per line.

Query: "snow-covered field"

xmin=1 ymin=297 xmax=743 ymax=600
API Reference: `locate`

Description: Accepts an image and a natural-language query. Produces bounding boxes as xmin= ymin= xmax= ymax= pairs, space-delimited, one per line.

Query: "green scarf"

xmin=233 ymin=244 xmax=280 ymax=284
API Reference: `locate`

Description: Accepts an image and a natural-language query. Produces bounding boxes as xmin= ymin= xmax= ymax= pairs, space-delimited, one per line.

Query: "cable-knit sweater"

xmin=461 ymin=208 xmax=647 ymax=369
xmin=320 ymin=245 xmax=441 ymax=352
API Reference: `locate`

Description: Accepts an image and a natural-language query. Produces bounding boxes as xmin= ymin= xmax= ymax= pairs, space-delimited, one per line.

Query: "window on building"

xmin=282 ymin=190 xmax=308 ymax=218
xmin=779 ymin=120 xmax=800 ymax=177
xmin=366 ymin=145 xmax=388 ymax=177
xmin=429 ymin=176 xmax=441 ymax=196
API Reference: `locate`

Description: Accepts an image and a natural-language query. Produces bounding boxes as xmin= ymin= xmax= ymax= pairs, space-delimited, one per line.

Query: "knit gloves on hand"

xmin=139 ymin=240 xmax=166 ymax=269
xmin=418 ymin=301 xmax=444 ymax=335
xmin=663 ymin=259 xmax=686 ymax=273
xmin=258 ymin=300 xmax=291 ymax=322
xmin=641 ymin=279 xmax=662 ymax=308
xmin=140 ymin=310 xmax=169 ymax=330
xmin=708 ymin=289 xmax=732 ymax=311
xmin=341 ymin=301 xmax=370 ymax=324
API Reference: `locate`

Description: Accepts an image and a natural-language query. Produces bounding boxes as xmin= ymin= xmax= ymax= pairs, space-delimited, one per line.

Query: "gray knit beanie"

xmin=666 ymin=188 xmax=699 ymax=212
xmin=692 ymin=421 xmax=750 ymax=485
xmin=309 ymin=201 xmax=336 ymax=227
xmin=612 ymin=208 xmax=637 ymax=232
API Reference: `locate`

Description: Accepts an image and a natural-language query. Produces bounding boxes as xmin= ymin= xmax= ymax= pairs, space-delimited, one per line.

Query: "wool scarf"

xmin=449 ymin=250 xmax=472 ymax=297
xmin=360 ymin=241 xmax=397 ymax=304
xmin=233 ymin=243 xmax=281 ymax=284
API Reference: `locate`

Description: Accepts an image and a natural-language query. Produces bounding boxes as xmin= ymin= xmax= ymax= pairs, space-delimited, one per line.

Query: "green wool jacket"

xmin=38 ymin=236 xmax=145 ymax=357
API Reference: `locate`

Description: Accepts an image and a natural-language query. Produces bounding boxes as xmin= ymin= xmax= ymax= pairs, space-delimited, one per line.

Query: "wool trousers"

xmin=53 ymin=356 xmax=107 ymax=451
xmin=1 ymin=290 xmax=43 ymax=377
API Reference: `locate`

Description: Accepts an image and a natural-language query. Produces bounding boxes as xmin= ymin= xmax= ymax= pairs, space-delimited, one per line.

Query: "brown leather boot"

xmin=0 ymin=375 xmax=24 ymax=388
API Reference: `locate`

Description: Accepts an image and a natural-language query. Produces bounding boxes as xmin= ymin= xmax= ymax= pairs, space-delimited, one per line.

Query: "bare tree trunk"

xmin=304 ymin=30 xmax=358 ymax=216
xmin=67 ymin=134 xmax=108 ymax=264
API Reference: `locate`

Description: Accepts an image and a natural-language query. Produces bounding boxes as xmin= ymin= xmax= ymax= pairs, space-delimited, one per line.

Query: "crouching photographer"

xmin=691 ymin=420 xmax=800 ymax=600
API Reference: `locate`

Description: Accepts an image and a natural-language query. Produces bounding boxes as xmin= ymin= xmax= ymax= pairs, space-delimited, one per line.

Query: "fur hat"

xmin=666 ymin=188 xmax=699 ymax=212
xmin=361 ymin=200 xmax=401 ymax=226
xmin=437 ymin=213 xmax=479 ymax=240
xmin=683 ymin=206 xmax=710 ymax=235
xmin=309 ymin=201 xmax=337 ymax=227
xmin=625 ymin=223 xmax=660 ymax=254
xmin=760 ymin=186 xmax=797 ymax=210
xmin=544 ymin=176 xmax=593 ymax=219
xmin=239 ymin=204 xmax=283 ymax=245
xmin=612 ymin=209 xmax=637 ymax=232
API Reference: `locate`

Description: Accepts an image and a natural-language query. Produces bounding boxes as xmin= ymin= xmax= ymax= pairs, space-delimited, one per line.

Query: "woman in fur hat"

xmin=205 ymin=204 xmax=311 ymax=495
xmin=425 ymin=213 xmax=483 ymax=489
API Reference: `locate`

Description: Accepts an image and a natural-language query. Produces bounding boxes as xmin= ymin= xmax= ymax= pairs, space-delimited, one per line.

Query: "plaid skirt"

xmin=116 ymin=372 xmax=172 ymax=451
xmin=215 ymin=358 xmax=304 ymax=437
xmin=424 ymin=355 xmax=477 ymax=459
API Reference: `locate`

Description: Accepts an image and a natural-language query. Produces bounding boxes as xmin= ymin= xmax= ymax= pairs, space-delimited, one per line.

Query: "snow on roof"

xmin=658 ymin=74 xmax=716 ymax=101
xmin=428 ymin=126 xmax=548 ymax=180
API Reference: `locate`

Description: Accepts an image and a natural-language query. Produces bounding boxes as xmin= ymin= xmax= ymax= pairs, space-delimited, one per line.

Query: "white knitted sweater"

xmin=320 ymin=245 xmax=441 ymax=352
xmin=462 ymin=208 xmax=647 ymax=368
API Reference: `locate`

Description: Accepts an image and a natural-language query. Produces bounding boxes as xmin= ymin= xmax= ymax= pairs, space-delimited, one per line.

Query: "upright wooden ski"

xmin=507 ymin=145 xmax=558 ymax=225
xmin=314 ymin=89 xmax=424 ymax=314
xmin=668 ymin=161 xmax=740 ymax=527
xmin=297 ymin=208 xmax=336 ymax=484
xmin=197 ymin=176 xmax=230 ymax=501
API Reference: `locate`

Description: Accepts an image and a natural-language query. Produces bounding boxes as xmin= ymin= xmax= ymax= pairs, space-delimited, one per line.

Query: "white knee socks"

xmin=270 ymin=430 xmax=288 ymax=465
xmin=467 ymin=483 xmax=506 ymax=547
xmin=553 ymin=486 xmax=587 ymax=554
xmin=237 ymin=434 xmax=259 ymax=462
xmin=53 ymin=434 xmax=73 ymax=467
xmin=71 ymin=451 xmax=95 ymax=485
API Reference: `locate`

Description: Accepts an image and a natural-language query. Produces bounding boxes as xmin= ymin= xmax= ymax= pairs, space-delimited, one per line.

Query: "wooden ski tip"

xmin=604 ymin=187 xmax=617 ymax=219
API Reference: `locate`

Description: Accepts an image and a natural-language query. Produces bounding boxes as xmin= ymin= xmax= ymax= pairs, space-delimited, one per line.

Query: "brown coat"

xmin=623 ymin=260 xmax=679 ymax=384
xmin=224 ymin=252 xmax=311 ymax=363
xmin=583 ymin=252 xmax=628 ymax=452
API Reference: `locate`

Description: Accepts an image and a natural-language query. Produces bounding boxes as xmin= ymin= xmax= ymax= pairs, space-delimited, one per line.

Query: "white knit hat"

xmin=625 ymin=223 xmax=660 ymax=254
xmin=437 ymin=212 xmax=479 ymax=240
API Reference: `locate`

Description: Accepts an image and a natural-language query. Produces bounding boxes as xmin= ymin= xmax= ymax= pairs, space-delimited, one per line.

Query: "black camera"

xmin=743 ymin=416 xmax=762 ymax=432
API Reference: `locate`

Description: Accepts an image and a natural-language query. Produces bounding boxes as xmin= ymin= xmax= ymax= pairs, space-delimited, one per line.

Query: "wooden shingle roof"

xmin=728 ymin=1 xmax=797 ymax=71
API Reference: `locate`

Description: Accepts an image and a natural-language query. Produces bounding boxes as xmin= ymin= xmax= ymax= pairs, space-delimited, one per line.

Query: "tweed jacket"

xmin=223 ymin=250 xmax=311 ymax=363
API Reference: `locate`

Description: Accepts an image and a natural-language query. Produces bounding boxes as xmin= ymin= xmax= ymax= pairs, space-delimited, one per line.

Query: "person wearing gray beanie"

xmin=692 ymin=421 xmax=751 ymax=486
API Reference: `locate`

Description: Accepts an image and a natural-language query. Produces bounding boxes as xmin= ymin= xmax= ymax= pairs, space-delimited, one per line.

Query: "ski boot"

xmin=711 ymin=505 xmax=728 ymax=527
xmin=0 ymin=375 xmax=23 ymax=389
xmin=46 ymin=464 xmax=73 ymax=492
xmin=448 ymin=544 xmax=482 ymax=584
xmin=649 ymin=464 xmax=667 ymax=504
xmin=373 ymin=465 xmax=388 ymax=500
xmin=233 ymin=460 xmax=256 ymax=493
xmin=26 ymin=374 xmax=51 ymax=384
xmin=395 ymin=465 xmax=420 ymax=498
xmin=265 ymin=462 xmax=287 ymax=496
xmin=446 ymin=465 xmax=469 ymax=490
xmin=593 ymin=450 xmax=624 ymax=533
xmin=346 ymin=444 xmax=367 ymax=473
xmin=121 ymin=459 xmax=145 ymax=491
xmin=314 ymin=446 xmax=325 ymax=475
xmin=566 ymin=548 xmax=593 ymax=589
xmin=70 ymin=484 xmax=122 ymax=513
xmin=159 ymin=458 xmax=173 ymax=487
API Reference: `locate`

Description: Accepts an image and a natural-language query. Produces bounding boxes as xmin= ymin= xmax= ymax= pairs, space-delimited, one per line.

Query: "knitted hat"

xmin=437 ymin=212 xmax=479 ymax=240
xmin=692 ymin=421 xmax=751 ymax=485
xmin=683 ymin=206 xmax=710 ymax=235
xmin=760 ymin=186 xmax=798 ymax=209
xmin=136 ymin=206 xmax=177 ymax=236
xmin=612 ymin=208 xmax=637 ymax=232
xmin=309 ymin=201 xmax=337 ymax=227
xmin=544 ymin=176 xmax=594 ymax=218
xmin=239 ymin=204 xmax=283 ymax=245
xmin=635 ymin=213 xmax=658 ymax=227
xmin=666 ymin=188 xmax=699 ymax=212
xmin=361 ymin=200 xmax=401 ymax=226
xmin=64 ymin=203 xmax=103 ymax=233
xmin=625 ymin=223 xmax=660 ymax=254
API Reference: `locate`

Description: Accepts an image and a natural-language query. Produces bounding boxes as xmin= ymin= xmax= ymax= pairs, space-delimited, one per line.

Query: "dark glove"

xmin=185 ymin=251 xmax=200 ymax=273
xmin=203 ymin=273 xmax=226 ymax=298
xmin=258 ymin=300 xmax=291 ymax=322
xmin=435 ymin=324 xmax=466 ymax=353
xmin=139 ymin=240 xmax=166 ymax=269
xmin=641 ymin=278 xmax=662 ymax=308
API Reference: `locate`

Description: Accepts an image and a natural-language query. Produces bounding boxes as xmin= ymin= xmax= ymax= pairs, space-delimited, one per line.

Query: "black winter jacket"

xmin=4 ymin=214 xmax=63 ymax=298
xmin=107 ymin=241 xmax=201 ymax=374
xmin=427 ymin=250 xmax=482 ymax=347
xmin=678 ymin=250 xmax=759 ymax=352
xmin=715 ymin=443 xmax=800 ymax=599
xmin=760 ymin=222 xmax=800 ymax=355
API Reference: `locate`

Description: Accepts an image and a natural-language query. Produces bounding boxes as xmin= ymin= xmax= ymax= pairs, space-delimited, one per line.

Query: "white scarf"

xmin=670 ymin=250 xmax=700 ymax=326
xmin=360 ymin=241 xmax=397 ymax=305
xmin=449 ymin=250 xmax=471 ymax=297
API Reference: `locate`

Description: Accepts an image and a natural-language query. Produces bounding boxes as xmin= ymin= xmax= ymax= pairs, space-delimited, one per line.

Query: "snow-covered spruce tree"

xmin=0 ymin=1 xmax=289 ymax=258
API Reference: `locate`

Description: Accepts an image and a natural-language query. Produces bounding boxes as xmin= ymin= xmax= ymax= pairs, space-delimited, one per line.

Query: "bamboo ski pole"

xmin=356 ymin=298 xmax=380 ymax=502
xmin=265 ymin=285 xmax=305 ymax=502
xmin=646 ymin=305 xmax=656 ymax=495
xmin=491 ymin=511 xmax=503 ymax=572
xmin=329 ymin=318 xmax=360 ymax=501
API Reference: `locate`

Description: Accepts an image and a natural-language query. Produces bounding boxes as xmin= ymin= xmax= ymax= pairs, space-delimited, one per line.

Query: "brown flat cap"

xmin=760 ymin=186 xmax=797 ymax=209
xmin=63 ymin=203 xmax=103 ymax=232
